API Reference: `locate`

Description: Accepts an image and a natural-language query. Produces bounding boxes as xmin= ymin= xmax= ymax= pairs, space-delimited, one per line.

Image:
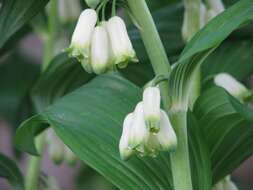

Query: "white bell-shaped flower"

xmin=91 ymin=25 xmax=111 ymax=74
xmin=156 ymin=110 xmax=177 ymax=151
xmin=106 ymin=16 xmax=138 ymax=68
xmin=69 ymin=9 xmax=97 ymax=72
xmin=143 ymin=87 xmax=161 ymax=133
xmin=119 ymin=113 xmax=134 ymax=160
xmin=207 ymin=0 xmax=225 ymax=14
xmin=129 ymin=102 xmax=148 ymax=148
xmin=214 ymin=73 xmax=249 ymax=100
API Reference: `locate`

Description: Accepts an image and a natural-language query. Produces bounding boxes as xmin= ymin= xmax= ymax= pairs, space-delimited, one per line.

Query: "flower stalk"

xmin=126 ymin=0 xmax=193 ymax=189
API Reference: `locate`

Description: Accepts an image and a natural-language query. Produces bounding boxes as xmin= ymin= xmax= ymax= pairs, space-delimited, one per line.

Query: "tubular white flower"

xmin=143 ymin=86 xmax=161 ymax=133
xmin=91 ymin=25 xmax=111 ymax=74
xmin=119 ymin=113 xmax=134 ymax=160
xmin=69 ymin=9 xmax=97 ymax=72
xmin=214 ymin=73 xmax=249 ymax=100
xmin=207 ymin=0 xmax=225 ymax=14
xmin=85 ymin=0 xmax=100 ymax=8
xmin=106 ymin=16 xmax=138 ymax=67
xmin=129 ymin=102 xmax=148 ymax=148
xmin=156 ymin=110 xmax=177 ymax=151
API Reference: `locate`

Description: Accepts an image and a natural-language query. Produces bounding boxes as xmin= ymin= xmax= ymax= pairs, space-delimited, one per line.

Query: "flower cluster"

xmin=68 ymin=9 xmax=138 ymax=74
xmin=214 ymin=73 xmax=251 ymax=101
xmin=212 ymin=176 xmax=238 ymax=190
xmin=119 ymin=87 xmax=177 ymax=160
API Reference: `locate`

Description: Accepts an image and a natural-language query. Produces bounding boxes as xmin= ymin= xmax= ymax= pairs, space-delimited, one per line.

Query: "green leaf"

xmin=0 ymin=0 xmax=49 ymax=52
xmin=193 ymin=87 xmax=253 ymax=183
xmin=188 ymin=112 xmax=212 ymax=190
xmin=202 ymin=40 xmax=253 ymax=82
xmin=168 ymin=0 xmax=253 ymax=111
xmin=0 ymin=153 xmax=24 ymax=190
xmin=31 ymin=53 xmax=93 ymax=111
xmin=0 ymin=52 xmax=40 ymax=127
xmin=15 ymin=73 xmax=212 ymax=190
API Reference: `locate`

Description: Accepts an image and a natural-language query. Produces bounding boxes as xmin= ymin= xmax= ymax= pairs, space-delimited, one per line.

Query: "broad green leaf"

xmin=202 ymin=40 xmax=253 ymax=82
xmin=15 ymin=73 xmax=212 ymax=190
xmin=0 ymin=153 xmax=24 ymax=190
xmin=31 ymin=53 xmax=93 ymax=111
xmin=0 ymin=52 xmax=40 ymax=127
xmin=168 ymin=0 xmax=253 ymax=111
xmin=188 ymin=112 xmax=212 ymax=190
xmin=193 ymin=87 xmax=253 ymax=183
xmin=0 ymin=0 xmax=49 ymax=53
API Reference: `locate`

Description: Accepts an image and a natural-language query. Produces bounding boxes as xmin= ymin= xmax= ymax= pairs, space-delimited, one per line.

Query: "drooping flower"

xmin=214 ymin=73 xmax=249 ymax=100
xmin=119 ymin=91 xmax=177 ymax=160
xmin=69 ymin=9 xmax=97 ymax=72
xmin=128 ymin=102 xmax=149 ymax=148
xmin=119 ymin=113 xmax=134 ymax=160
xmin=143 ymin=86 xmax=161 ymax=133
xmin=91 ymin=25 xmax=111 ymax=74
xmin=106 ymin=16 xmax=138 ymax=68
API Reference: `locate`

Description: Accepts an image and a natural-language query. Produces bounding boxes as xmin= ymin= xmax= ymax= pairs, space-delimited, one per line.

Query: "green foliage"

xmin=0 ymin=0 xmax=49 ymax=53
xmin=0 ymin=153 xmax=24 ymax=190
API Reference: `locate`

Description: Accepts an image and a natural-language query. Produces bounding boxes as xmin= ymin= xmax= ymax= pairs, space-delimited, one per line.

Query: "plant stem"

xmin=126 ymin=0 xmax=171 ymax=111
xmin=25 ymin=1 xmax=58 ymax=189
xmin=169 ymin=111 xmax=193 ymax=190
xmin=126 ymin=1 xmax=193 ymax=189
xmin=25 ymin=134 xmax=46 ymax=190
xmin=42 ymin=0 xmax=59 ymax=71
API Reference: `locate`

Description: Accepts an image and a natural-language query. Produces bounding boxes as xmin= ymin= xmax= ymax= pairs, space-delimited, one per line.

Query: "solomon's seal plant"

xmin=1 ymin=0 xmax=253 ymax=190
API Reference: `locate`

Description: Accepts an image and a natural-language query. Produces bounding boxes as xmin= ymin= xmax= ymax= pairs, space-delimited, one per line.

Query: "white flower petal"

xmin=129 ymin=102 xmax=148 ymax=148
xmin=106 ymin=16 xmax=137 ymax=66
xmin=119 ymin=113 xmax=134 ymax=160
xmin=143 ymin=87 xmax=161 ymax=133
xmin=91 ymin=25 xmax=110 ymax=74
xmin=157 ymin=110 xmax=177 ymax=151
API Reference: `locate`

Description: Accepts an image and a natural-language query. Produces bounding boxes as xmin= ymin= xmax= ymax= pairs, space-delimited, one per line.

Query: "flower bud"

xmin=91 ymin=25 xmax=111 ymax=74
xmin=69 ymin=9 xmax=97 ymax=73
xmin=143 ymin=87 xmax=161 ymax=133
xmin=129 ymin=102 xmax=148 ymax=148
xmin=106 ymin=16 xmax=138 ymax=68
xmin=214 ymin=73 xmax=249 ymax=100
xmin=207 ymin=0 xmax=225 ymax=14
xmin=156 ymin=110 xmax=177 ymax=151
xmin=85 ymin=0 xmax=100 ymax=8
xmin=119 ymin=113 xmax=134 ymax=160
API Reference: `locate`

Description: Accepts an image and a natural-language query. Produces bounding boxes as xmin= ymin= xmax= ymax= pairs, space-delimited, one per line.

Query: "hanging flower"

xmin=143 ymin=86 xmax=161 ymax=133
xmin=212 ymin=176 xmax=238 ymax=190
xmin=69 ymin=9 xmax=97 ymax=73
xmin=119 ymin=89 xmax=177 ymax=160
xmin=91 ymin=24 xmax=111 ymax=74
xmin=106 ymin=16 xmax=138 ymax=68
xmin=214 ymin=73 xmax=250 ymax=100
